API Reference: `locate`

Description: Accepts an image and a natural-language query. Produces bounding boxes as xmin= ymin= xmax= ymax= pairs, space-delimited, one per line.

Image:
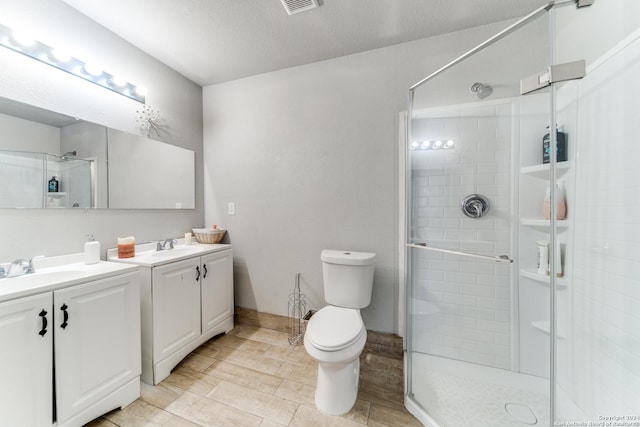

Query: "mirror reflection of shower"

xmin=469 ymin=82 xmax=493 ymax=100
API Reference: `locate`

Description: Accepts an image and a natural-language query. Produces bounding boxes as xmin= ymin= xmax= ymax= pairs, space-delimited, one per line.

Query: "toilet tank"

xmin=321 ymin=250 xmax=376 ymax=309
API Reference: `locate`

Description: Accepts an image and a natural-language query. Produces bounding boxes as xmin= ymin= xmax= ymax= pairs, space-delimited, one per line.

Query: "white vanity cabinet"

xmin=54 ymin=272 xmax=141 ymax=426
xmin=132 ymin=246 xmax=233 ymax=385
xmin=0 ymin=293 xmax=53 ymax=427
xmin=0 ymin=263 xmax=140 ymax=427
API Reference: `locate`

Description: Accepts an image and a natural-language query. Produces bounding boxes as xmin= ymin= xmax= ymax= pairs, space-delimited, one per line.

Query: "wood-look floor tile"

xmin=204 ymin=359 xmax=284 ymax=394
xmin=102 ymin=399 xmax=175 ymax=426
xmin=367 ymin=403 xmax=422 ymax=427
xmin=264 ymin=343 xmax=316 ymax=365
xmin=359 ymin=380 xmax=404 ymax=406
xmin=360 ymin=354 xmax=403 ymax=393
xmin=165 ymin=390 xmax=262 ymax=427
xmin=84 ymin=418 xmax=117 ymax=427
xmin=180 ymin=352 xmax=217 ymax=372
xmin=212 ymin=332 xmax=272 ymax=352
xmin=163 ymin=365 xmax=221 ymax=396
xmin=275 ymin=360 xmax=318 ymax=386
xmin=140 ymin=381 xmax=185 ymax=409
xmin=231 ymin=324 xmax=291 ymax=348
xmin=274 ymin=378 xmax=316 ymax=406
xmin=259 ymin=420 xmax=287 ymax=427
xmin=207 ymin=380 xmax=299 ymax=425
xmin=289 ymin=404 xmax=365 ymax=427
xmin=213 ymin=346 xmax=284 ymax=375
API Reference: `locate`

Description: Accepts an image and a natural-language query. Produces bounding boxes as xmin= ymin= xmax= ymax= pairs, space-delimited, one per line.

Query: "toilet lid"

xmin=306 ymin=306 xmax=364 ymax=351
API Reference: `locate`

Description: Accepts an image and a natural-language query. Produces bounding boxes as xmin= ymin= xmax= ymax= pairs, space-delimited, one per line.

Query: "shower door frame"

xmin=400 ymin=1 xmax=589 ymax=425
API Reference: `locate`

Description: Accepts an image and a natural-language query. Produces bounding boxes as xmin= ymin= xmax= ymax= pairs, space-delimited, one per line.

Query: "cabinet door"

xmin=0 ymin=293 xmax=53 ymax=427
xmin=152 ymin=258 xmax=201 ymax=362
xmin=201 ymin=250 xmax=233 ymax=333
xmin=54 ymin=272 xmax=140 ymax=424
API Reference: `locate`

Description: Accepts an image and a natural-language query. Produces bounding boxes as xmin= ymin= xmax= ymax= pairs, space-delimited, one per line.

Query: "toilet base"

xmin=315 ymin=357 xmax=360 ymax=416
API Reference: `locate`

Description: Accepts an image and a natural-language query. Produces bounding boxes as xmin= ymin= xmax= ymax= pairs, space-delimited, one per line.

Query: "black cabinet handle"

xmin=38 ymin=309 xmax=48 ymax=336
xmin=196 ymin=266 xmax=200 ymax=281
xmin=60 ymin=304 xmax=69 ymax=329
xmin=203 ymin=264 xmax=208 ymax=279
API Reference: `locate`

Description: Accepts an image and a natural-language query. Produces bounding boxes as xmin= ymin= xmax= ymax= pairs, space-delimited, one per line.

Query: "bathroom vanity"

xmin=108 ymin=242 xmax=233 ymax=385
xmin=0 ymin=254 xmax=141 ymax=427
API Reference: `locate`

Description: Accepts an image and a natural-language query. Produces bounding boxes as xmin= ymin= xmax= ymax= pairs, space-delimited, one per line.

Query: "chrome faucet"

xmin=1 ymin=256 xmax=44 ymax=278
xmin=156 ymin=238 xmax=177 ymax=251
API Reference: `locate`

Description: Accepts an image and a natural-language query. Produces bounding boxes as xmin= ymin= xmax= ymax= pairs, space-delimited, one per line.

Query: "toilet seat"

xmin=306 ymin=306 xmax=363 ymax=351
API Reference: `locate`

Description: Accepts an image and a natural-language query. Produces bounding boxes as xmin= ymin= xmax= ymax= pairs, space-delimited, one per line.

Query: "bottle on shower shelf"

xmin=542 ymin=183 xmax=566 ymax=220
xmin=48 ymin=176 xmax=59 ymax=192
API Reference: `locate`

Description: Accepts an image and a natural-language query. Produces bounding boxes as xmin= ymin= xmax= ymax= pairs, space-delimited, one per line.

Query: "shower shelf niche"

xmin=521 ymin=161 xmax=572 ymax=178
xmin=520 ymin=218 xmax=570 ymax=228
xmin=520 ymin=269 xmax=568 ymax=288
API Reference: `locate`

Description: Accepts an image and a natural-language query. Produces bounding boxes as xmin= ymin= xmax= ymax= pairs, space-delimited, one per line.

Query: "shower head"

xmin=469 ymin=82 xmax=493 ymax=100
xmin=61 ymin=150 xmax=77 ymax=160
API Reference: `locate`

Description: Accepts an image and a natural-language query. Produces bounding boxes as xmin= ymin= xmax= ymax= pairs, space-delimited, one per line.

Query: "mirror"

xmin=0 ymin=96 xmax=195 ymax=209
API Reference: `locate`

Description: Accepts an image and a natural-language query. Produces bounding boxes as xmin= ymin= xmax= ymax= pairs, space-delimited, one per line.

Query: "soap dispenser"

xmin=84 ymin=234 xmax=100 ymax=265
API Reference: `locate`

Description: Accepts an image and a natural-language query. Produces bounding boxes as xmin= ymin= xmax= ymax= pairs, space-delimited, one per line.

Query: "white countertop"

xmin=107 ymin=241 xmax=232 ymax=267
xmin=0 ymin=253 xmax=138 ymax=303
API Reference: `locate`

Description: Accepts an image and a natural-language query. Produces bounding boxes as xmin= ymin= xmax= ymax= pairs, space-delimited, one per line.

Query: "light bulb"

xmin=446 ymin=140 xmax=454 ymax=148
xmin=12 ymin=31 xmax=34 ymax=47
xmin=112 ymin=75 xmax=127 ymax=87
xmin=51 ymin=48 xmax=71 ymax=62
xmin=84 ymin=63 xmax=103 ymax=76
xmin=410 ymin=141 xmax=419 ymax=150
xmin=434 ymin=140 xmax=443 ymax=148
xmin=135 ymin=86 xmax=148 ymax=96
xmin=421 ymin=141 xmax=430 ymax=150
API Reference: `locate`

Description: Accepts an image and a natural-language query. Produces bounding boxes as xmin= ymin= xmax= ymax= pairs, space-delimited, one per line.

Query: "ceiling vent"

xmin=280 ymin=0 xmax=319 ymax=15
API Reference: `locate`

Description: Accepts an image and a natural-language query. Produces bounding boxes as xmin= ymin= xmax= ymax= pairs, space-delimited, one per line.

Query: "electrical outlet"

xmin=228 ymin=202 xmax=235 ymax=215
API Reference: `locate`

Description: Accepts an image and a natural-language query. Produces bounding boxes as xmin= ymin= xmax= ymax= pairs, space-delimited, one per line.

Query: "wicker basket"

xmin=192 ymin=228 xmax=226 ymax=244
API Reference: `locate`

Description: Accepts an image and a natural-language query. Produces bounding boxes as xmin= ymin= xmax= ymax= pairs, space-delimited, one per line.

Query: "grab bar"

xmin=407 ymin=243 xmax=513 ymax=264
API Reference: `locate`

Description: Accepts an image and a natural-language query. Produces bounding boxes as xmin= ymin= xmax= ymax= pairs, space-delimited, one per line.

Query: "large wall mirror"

xmin=0 ymin=96 xmax=195 ymax=209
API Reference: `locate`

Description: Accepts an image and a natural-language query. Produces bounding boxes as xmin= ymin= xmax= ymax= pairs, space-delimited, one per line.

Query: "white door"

xmin=54 ymin=272 xmax=140 ymax=424
xmin=152 ymin=258 xmax=201 ymax=362
xmin=201 ymin=250 xmax=233 ymax=333
xmin=0 ymin=292 xmax=53 ymax=427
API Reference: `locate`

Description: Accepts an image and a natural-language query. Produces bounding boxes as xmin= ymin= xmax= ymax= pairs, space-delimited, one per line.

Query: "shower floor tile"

xmin=409 ymin=353 xmax=586 ymax=427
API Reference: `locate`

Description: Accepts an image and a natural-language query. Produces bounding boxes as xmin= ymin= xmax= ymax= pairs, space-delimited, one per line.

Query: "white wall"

xmin=0 ymin=0 xmax=203 ymax=260
xmin=203 ymin=22 xmax=512 ymax=334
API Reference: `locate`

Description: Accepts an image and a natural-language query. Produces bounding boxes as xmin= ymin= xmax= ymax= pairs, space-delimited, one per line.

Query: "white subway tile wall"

xmin=410 ymin=102 xmax=513 ymax=370
xmin=568 ymin=34 xmax=640 ymax=418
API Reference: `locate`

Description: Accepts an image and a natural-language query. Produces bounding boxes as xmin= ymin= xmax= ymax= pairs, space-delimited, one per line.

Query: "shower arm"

xmin=407 ymin=243 xmax=513 ymax=264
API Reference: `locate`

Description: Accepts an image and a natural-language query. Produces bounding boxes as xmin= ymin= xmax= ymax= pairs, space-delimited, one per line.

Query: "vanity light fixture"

xmin=410 ymin=139 xmax=455 ymax=151
xmin=0 ymin=22 xmax=146 ymax=103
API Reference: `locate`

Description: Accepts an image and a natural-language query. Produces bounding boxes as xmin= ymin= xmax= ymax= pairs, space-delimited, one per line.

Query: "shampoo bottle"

xmin=84 ymin=234 xmax=100 ymax=265
xmin=48 ymin=176 xmax=59 ymax=192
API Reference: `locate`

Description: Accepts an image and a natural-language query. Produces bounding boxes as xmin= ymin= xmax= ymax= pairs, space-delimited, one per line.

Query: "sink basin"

xmin=2 ymin=270 xmax=86 ymax=286
xmin=151 ymin=246 xmax=202 ymax=258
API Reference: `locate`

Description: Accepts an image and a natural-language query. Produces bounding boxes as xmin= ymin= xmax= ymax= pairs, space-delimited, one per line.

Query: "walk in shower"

xmin=403 ymin=1 xmax=640 ymax=426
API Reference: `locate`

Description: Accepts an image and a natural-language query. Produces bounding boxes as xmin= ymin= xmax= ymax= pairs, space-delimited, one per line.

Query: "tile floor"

xmin=86 ymin=323 xmax=421 ymax=427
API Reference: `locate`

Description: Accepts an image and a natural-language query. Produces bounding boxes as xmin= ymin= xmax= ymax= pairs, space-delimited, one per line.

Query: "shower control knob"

xmin=461 ymin=194 xmax=490 ymax=218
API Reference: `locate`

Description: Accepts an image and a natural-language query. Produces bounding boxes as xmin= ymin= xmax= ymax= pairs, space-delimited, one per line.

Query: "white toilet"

xmin=304 ymin=249 xmax=376 ymax=415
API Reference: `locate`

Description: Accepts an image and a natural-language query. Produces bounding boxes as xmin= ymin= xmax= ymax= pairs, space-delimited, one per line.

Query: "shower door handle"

xmin=407 ymin=243 xmax=513 ymax=263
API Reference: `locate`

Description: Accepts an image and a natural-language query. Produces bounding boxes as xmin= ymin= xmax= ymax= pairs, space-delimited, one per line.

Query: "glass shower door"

xmin=404 ymin=6 xmax=558 ymax=426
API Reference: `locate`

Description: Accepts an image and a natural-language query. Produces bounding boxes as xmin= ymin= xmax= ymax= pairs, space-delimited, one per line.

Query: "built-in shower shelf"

xmin=47 ymin=192 xmax=67 ymax=197
xmin=531 ymin=321 xmax=565 ymax=339
xmin=520 ymin=218 xmax=570 ymax=228
xmin=520 ymin=269 xmax=568 ymax=288
xmin=521 ymin=161 xmax=572 ymax=178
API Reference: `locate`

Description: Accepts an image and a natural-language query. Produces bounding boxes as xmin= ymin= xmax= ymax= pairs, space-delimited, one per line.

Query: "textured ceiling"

xmin=61 ymin=0 xmax=546 ymax=86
